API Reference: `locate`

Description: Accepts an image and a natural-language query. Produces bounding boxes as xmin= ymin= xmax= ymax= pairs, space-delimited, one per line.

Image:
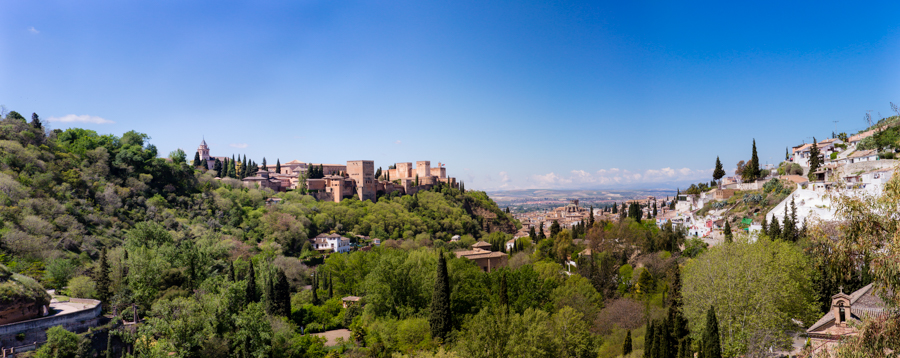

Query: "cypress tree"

xmin=262 ymin=157 xmax=267 ymax=169
xmin=808 ymin=137 xmax=821 ymax=181
xmin=193 ymin=151 xmax=202 ymax=167
xmin=246 ymin=262 xmax=258 ymax=303
xmin=227 ymin=159 xmax=236 ymax=178
xmin=276 ymin=269 xmax=291 ymax=316
xmin=713 ymin=156 xmax=725 ymax=183
xmin=312 ymin=271 xmax=319 ymax=305
xmin=623 ymin=330 xmax=632 ymax=356
xmin=429 ymin=251 xmax=452 ymax=341
xmin=703 ymin=307 xmax=722 ymax=358
xmin=276 ymin=159 xmax=281 ymax=174
xmin=328 ymin=274 xmax=334 ymax=299
xmin=214 ymin=158 xmax=222 ymax=177
xmin=769 ymin=216 xmax=782 ymax=239
xmin=761 ymin=215 xmax=768 ymax=234
xmin=644 ymin=321 xmax=656 ymax=358
xmin=723 ymin=219 xmax=733 ymax=243
xmin=782 ymin=205 xmax=794 ymax=241
xmin=265 ymin=275 xmax=276 ymax=314
xmin=659 ymin=318 xmax=674 ymax=358
xmin=96 ymin=248 xmax=110 ymax=306
xmin=750 ymin=139 xmax=760 ymax=180
xmin=612 ymin=202 xmax=618 ymax=214
xmin=499 ymin=271 xmax=508 ymax=312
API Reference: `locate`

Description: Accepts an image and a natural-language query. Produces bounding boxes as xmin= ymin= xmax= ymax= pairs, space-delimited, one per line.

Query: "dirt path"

xmin=312 ymin=329 xmax=351 ymax=346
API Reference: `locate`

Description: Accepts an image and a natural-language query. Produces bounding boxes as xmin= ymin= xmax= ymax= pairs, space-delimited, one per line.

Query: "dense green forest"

xmin=0 ymin=111 xmax=892 ymax=358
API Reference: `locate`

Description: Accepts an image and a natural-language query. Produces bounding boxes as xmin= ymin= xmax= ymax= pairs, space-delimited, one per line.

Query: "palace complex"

xmin=195 ymin=139 xmax=457 ymax=203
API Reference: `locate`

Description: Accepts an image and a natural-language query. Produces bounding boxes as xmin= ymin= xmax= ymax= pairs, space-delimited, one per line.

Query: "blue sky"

xmin=2 ymin=1 xmax=899 ymax=191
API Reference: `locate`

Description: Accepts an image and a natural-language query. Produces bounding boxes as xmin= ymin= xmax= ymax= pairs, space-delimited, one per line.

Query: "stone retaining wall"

xmin=0 ymin=299 xmax=102 ymax=349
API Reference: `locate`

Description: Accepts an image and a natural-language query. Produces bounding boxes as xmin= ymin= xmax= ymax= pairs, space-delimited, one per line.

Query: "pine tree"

xmin=30 ymin=112 xmax=42 ymax=129
xmin=246 ymin=262 xmax=258 ymax=303
xmin=703 ymin=307 xmax=722 ymax=358
xmin=623 ymin=330 xmax=633 ymax=356
xmin=193 ymin=151 xmax=202 ymax=167
xmin=713 ymin=156 xmax=726 ymax=183
xmin=276 ymin=159 xmax=281 ymax=174
xmin=723 ymin=219 xmax=733 ymax=243
xmin=430 ymin=251 xmax=452 ymax=341
xmin=96 ymin=248 xmax=110 ymax=306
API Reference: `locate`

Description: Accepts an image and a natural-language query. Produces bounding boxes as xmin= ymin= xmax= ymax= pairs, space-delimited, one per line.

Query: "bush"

xmin=879 ymin=152 xmax=895 ymax=159
xmin=830 ymin=152 xmax=838 ymax=160
xmin=66 ymin=276 xmax=96 ymax=299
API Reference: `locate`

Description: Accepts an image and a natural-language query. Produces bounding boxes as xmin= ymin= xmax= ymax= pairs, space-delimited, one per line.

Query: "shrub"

xmin=830 ymin=152 xmax=838 ymax=160
xmin=66 ymin=276 xmax=96 ymax=299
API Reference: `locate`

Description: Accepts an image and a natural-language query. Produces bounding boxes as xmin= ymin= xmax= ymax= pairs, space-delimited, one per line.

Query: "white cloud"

xmin=28 ymin=27 xmax=39 ymax=34
xmin=529 ymin=166 xmax=712 ymax=189
xmin=229 ymin=143 xmax=248 ymax=148
xmin=499 ymin=171 xmax=511 ymax=183
xmin=394 ymin=140 xmax=402 ymax=144
xmin=47 ymin=114 xmax=114 ymax=124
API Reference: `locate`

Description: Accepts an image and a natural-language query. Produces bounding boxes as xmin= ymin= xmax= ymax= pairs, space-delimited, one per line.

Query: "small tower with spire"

xmin=198 ymin=138 xmax=210 ymax=161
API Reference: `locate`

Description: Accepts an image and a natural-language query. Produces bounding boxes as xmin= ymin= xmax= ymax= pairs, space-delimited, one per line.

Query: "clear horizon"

xmin=2 ymin=1 xmax=899 ymax=191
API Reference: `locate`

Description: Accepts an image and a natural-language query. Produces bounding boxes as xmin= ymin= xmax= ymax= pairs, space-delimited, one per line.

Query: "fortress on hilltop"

xmin=195 ymin=139 xmax=458 ymax=203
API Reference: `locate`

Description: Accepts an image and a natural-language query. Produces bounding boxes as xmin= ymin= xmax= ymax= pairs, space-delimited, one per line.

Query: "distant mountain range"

xmin=486 ymin=189 xmax=677 ymax=212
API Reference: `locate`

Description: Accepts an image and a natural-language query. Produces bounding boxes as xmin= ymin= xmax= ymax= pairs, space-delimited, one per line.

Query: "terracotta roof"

xmin=807 ymin=283 xmax=886 ymax=333
xmin=848 ymin=149 xmax=877 ymax=159
xmin=849 ymin=129 xmax=877 ymax=142
xmin=793 ymin=143 xmax=812 ymax=153
xmin=780 ymin=175 xmax=807 ymax=184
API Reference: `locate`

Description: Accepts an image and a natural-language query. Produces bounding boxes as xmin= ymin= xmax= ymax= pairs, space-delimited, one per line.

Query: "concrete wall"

xmin=0 ymin=299 xmax=102 ymax=349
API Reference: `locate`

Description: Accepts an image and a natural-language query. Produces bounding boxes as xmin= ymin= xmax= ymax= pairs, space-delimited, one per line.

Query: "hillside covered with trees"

xmin=1 ymin=109 xmax=893 ymax=358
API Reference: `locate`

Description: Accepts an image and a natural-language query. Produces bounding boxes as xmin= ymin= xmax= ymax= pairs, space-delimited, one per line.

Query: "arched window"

xmin=838 ymin=301 xmax=846 ymax=323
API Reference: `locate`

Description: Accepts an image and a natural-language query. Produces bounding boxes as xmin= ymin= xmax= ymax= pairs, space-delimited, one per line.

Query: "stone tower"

xmin=198 ymin=139 xmax=210 ymax=161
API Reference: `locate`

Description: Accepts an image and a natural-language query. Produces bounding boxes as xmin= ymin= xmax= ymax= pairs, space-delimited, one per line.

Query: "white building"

xmin=310 ymin=233 xmax=352 ymax=253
